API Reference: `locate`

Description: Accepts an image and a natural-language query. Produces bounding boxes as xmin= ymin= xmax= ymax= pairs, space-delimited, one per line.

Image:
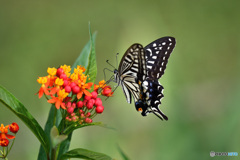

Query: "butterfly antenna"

xmin=116 ymin=53 xmax=119 ymax=68
xmin=106 ymin=60 xmax=116 ymax=69
xmin=103 ymin=68 xmax=114 ymax=81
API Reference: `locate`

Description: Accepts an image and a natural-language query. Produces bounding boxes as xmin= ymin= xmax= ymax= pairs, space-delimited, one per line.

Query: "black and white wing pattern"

xmin=145 ymin=37 xmax=176 ymax=79
xmin=114 ymin=44 xmax=146 ymax=104
xmin=113 ymin=36 xmax=176 ymax=120
xmin=135 ymin=37 xmax=176 ymax=120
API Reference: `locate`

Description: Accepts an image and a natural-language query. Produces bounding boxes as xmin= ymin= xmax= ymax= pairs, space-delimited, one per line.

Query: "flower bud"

xmin=86 ymin=101 xmax=94 ymax=109
xmin=66 ymin=102 xmax=72 ymax=108
xmin=85 ymin=118 xmax=92 ymax=123
xmin=86 ymin=112 xmax=91 ymax=117
xmin=66 ymin=116 xmax=70 ymax=121
xmin=62 ymin=80 xmax=69 ymax=87
xmin=9 ymin=122 xmax=19 ymax=134
xmin=56 ymin=68 xmax=64 ymax=77
xmin=70 ymin=82 xmax=77 ymax=88
xmin=80 ymin=113 xmax=85 ymax=118
xmin=91 ymin=91 xmax=98 ymax=99
xmin=72 ymin=86 xmax=80 ymax=94
xmin=83 ymin=99 xmax=88 ymax=106
xmin=64 ymin=85 xmax=71 ymax=93
xmin=84 ymin=95 xmax=92 ymax=100
xmin=67 ymin=107 xmax=74 ymax=114
xmin=89 ymin=99 xmax=95 ymax=105
xmin=72 ymin=116 xmax=77 ymax=121
xmin=77 ymin=101 xmax=83 ymax=108
xmin=79 ymin=110 xmax=84 ymax=114
xmin=96 ymin=105 xmax=104 ymax=113
xmin=95 ymin=98 xmax=102 ymax=106
xmin=102 ymin=86 xmax=113 ymax=97
xmin=72 ymin=102 xmax=76 ymax=108
xmin=60 ymin=73 xmax=67 ymax=80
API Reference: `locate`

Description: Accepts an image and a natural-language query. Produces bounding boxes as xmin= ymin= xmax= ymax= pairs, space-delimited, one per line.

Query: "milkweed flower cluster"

xmin=37 ymin=65 xmax=113 ymax=124
xmin=0 ymin=123 xmax=19 ymax=147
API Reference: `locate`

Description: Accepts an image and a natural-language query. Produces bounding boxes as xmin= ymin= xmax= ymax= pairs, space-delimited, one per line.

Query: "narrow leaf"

xmin=85 ymin=24 xmax=97 ymax=84
xmin=72 ymin=32 xmax=97 ymax=83
xmin=63 ymin=122 xmax=113 ymax=135
xmin=117 ymin=145 xmax=130 ymax=160
xmin=0 ymin=85 xmax=50 ymax=156
xmin=60 ymin=148 xmax=112 ymax=160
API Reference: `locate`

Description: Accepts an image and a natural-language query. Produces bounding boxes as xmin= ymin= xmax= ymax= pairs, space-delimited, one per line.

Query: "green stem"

xmin=0 ymin=148 xmax=4 ymax=155
xmin=63 ymin=122 xmax=77 ymax=135
xmin=51 ymin=147 xmax=56 ymax=160
xmin=5 ymin=138 xmax=15 ymax=158
xmin=53 ymin=107 xmax=57 ymax=126
xmin=91 ymin=112 xmax=97 ymax=119
xmin=51 ymin=106 xmax=58 ymax=160
xmin=43 ymin=93 xmax=49 ymax=100
xmin=55 ymin=144 xmax=61 ymax=159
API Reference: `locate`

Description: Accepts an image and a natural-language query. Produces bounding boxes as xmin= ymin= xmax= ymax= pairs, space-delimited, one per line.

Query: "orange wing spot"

xmin=138 ymin=108 xmax=143 ymax=112
xmin=138 ymin=80 xmax=141 ymax=85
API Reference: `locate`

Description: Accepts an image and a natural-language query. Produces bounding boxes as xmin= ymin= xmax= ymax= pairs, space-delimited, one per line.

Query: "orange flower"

xmin=77 ymin=82 xmax=93 ymax=99
xmin=48 ymin=89 xmax=68 ymax=109
xmin=49 ymin=78 xmax=64 ymax=95
xmin=94 ymin=80 xmax=106 ymax=91
xmin=37 ymin=76 xmax=49 ymax=98
xmin=47 ymin=67 xmax=57 ymax=76
xmin=60 ymin=65 xmax=71 ymax=77
xmin=0 ymin=124 xmax=15 ymax=140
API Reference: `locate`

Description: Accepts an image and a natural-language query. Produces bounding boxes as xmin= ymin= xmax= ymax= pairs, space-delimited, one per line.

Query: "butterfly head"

xmin=113 ymin=69 xmax=119 ymax=83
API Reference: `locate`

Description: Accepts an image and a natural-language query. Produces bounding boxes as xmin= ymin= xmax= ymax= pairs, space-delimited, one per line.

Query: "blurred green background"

xmin=0 ymin=0 xmax=239 ymax=159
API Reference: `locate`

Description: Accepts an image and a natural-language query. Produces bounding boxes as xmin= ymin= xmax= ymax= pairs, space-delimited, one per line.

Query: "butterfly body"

xmin=114 ymin=37 xmax=176 ymax=120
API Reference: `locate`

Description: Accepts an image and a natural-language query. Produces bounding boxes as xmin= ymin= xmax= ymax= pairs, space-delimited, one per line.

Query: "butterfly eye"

xmin=138 ymin=108 xmax=143 ymax=112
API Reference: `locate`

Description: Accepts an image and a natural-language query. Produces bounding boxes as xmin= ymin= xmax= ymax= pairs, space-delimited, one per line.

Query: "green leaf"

xmin=0 ymin=85 xmax=50 ymax=157
xmin=85 ymin=25 xmax=97 ymax=84
xmin=63 ymin=122 xmax=113 ymax=135
xmin=72 ymin=25 xmax=97 ymax=84
xmin=117 ymin=145 xmax=130 ymax=160
xmin=51 ymin=126 xmax=68 ymax=148
xmin=60 ymin=148 xmax=112 ymax=160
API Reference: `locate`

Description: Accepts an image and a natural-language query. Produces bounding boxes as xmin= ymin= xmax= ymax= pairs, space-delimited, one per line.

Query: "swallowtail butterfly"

xmin=113 ymin=37 xmax=176 ymax=120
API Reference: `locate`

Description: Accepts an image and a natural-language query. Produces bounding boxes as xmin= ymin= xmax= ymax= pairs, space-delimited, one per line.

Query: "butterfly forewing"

xmin=117 ymin=44 xmax=146 ymax=103
xmin=144 ymin=37 xmax=176 ymax=79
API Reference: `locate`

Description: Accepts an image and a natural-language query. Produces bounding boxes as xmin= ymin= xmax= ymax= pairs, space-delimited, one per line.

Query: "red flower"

xmin=9 ymin=122 xmax=19 ymax=134
xmin=101 ymin=86 xmax=113 ymax=97
xmin=0 ymin=138 xmax=9 ymax=147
